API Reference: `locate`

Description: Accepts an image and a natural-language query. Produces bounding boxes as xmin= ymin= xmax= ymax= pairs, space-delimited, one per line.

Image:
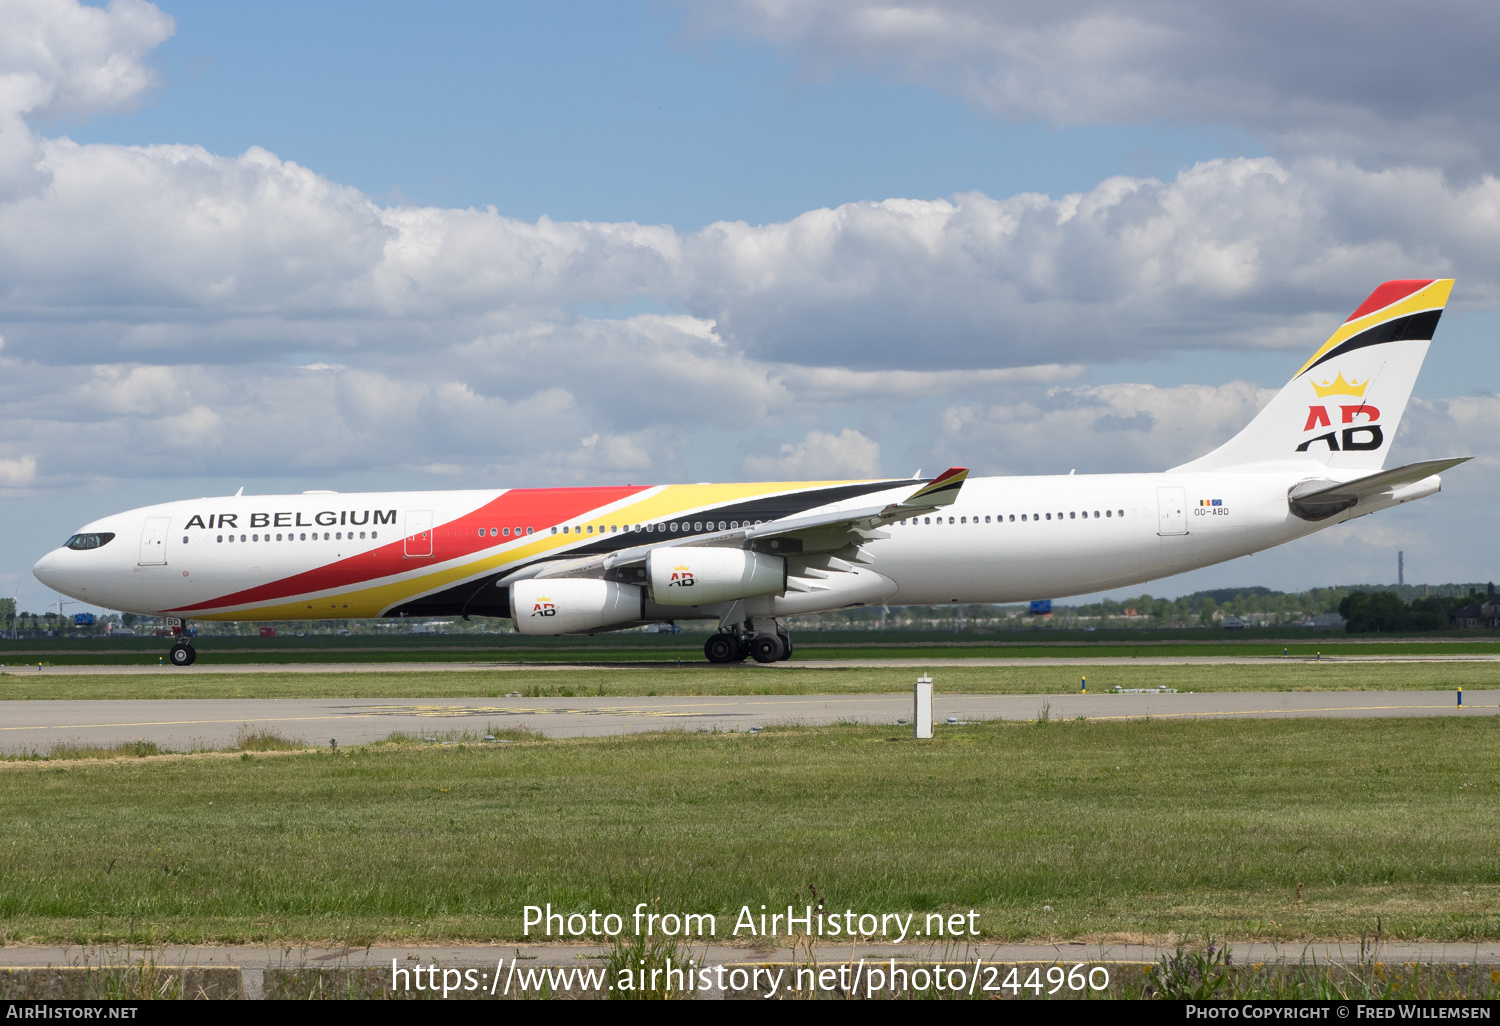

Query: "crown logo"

xmin=1312 ymin=372 xmax=1367 ymax=398
xmin=535 ymin=595 xmax=550 ymax=603
xmin=673 ymin=564 xmax=691 ymax=571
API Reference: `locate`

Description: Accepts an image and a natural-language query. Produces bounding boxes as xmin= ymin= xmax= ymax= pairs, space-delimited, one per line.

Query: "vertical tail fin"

xmin=1172 ymin=279 xmax=1453 ymax=472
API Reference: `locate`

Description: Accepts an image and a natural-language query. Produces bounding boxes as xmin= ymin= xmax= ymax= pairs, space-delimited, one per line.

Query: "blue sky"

xmin=3 ymin=0 xmax=1499 ymax=613
xmin=60 ymin=1 xmax=1253 ymax=228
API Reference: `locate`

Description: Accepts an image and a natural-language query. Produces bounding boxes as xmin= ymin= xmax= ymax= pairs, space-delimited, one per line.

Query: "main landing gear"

xmin=165 ymin=617 xmax=196 ymax=666
xmin=704 ymin=621 xmax=793 ymax=664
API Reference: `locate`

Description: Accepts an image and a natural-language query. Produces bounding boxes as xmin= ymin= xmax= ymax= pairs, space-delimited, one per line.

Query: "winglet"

xmin=899 ymin=467 xmax=967 ymax=508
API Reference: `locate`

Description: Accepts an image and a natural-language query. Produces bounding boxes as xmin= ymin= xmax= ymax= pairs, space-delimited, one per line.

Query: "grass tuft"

xmin=233 ymin=726 xmax=305 ymax=751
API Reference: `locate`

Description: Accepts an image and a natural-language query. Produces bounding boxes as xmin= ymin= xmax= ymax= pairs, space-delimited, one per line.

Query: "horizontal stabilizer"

xmin=1288 ymin=457 xmax=1469 ymax=521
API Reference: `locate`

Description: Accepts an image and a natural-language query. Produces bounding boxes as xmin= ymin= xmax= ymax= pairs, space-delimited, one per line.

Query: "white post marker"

xmin=915 ymin=673 xmax=933 ymax=739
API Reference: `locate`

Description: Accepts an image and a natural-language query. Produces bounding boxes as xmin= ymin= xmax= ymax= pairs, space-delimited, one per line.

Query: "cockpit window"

xmin=65 ymin=532 xmax=115 ymax=551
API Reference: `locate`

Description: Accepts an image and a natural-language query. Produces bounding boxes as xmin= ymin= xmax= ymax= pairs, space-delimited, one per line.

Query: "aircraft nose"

xmin=32 ymin=549 xmax=63 ymax=589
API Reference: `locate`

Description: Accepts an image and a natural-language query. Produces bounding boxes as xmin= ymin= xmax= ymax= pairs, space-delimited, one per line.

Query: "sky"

xmin=3 ymin=0 xmax=1500 ymax=614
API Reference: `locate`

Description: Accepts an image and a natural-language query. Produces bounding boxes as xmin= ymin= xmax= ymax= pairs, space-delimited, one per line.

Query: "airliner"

xmin=33 ymin=279 xmax=1466 ymax=667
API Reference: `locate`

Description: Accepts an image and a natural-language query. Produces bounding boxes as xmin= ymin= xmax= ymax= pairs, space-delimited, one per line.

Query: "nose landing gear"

xmin=164 ymin=616 xmax=196 ymax=667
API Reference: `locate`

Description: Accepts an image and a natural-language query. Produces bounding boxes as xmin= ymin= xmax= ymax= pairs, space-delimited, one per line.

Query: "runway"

xmin=3 ymin=652 xmax=1500 ymax=675
xmin=0 ymin=690 xmax=1488 ymax=751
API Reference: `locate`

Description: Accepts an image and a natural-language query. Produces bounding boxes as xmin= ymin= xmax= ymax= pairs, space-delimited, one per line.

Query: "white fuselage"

xmin=31 ymin=466 xmax=1416 ymax=622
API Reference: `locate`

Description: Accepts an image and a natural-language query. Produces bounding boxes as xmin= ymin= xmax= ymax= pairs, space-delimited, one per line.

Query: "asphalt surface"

xmin=0 ymin=690 xmax=1489 ymax=751
xmin=2 ymin=941 xmax=1492 ymax=972
xmin=4 ymin=653 xmax=1500 ymax=675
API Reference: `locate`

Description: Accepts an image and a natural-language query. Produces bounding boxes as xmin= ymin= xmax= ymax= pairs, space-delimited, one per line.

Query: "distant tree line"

xmin=1338 ymin=589 xmax=1491 ymax=633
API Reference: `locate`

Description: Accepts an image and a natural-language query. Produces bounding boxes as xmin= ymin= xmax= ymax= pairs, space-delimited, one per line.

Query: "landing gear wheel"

xmin=704 ymin=633 xmax=741 ymax=664
xmin=777 ymin=632 xmax=793 ymax=661
xmin=169 ymin=643 xmax=196 ymax=667
xmin=749 ymin=633 xmax=787 ymax=664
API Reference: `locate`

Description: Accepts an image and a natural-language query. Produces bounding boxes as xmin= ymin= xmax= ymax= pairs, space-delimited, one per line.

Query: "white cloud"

xmin=936 ymin=381 xmax=1273 ymax=475
xmin=0 ymin=453 xmax=36 ymax=486
xmin=743 ymin=428 xmax=883 ymax=479
xmin=0 ymin=0 xmax=172 ymax=199
xmin=679 ymin=1 xmax=1500 ymax=176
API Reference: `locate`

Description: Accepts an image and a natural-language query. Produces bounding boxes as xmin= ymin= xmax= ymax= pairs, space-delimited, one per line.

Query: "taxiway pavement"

xmin=0 ymin=690 xmax=1490 ymax=751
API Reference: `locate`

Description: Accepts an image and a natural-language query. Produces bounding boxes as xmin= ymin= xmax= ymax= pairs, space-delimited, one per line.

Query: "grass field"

xmin=0 ymin=717 xmax=1496 ymax=945
xmin=0 ymin=661 xmax=1496 ymax=701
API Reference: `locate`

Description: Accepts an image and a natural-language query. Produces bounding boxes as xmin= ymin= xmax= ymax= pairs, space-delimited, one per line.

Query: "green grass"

xmin=0 ymin=717 xmax=1497 ymax=946
xmin=1 ymin=661 xmax=1497 ymax=701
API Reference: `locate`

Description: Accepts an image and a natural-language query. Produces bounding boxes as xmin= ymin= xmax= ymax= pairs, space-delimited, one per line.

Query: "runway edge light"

xmin=915 ymin=674 xmax=933 ymax=740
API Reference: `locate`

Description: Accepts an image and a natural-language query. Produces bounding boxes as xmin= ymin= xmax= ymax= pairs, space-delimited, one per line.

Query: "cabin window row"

xmin=191 ymin=531 xmax=380 ymax=543
xmin=546 ymin=520 xmax=768 ymax=537
xmin=899 ymin=509 xmax=1135 ymax=525
xmin=477 ymin=527 xmax=535 ymax=538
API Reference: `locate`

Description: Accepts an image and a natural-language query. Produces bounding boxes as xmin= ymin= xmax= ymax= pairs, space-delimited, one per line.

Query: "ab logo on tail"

xmin=1297 ymin=372 xmax=1382 ymax=453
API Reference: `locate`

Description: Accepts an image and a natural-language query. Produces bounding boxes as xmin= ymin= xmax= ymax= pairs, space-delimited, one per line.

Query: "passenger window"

xmin=502 ymin=527 xmax=510 ymax=536
xmin=985 ymin=516 xmax=990 ymax=523
xmin=694 ymin=522 xmax=703 ymax=531
xmin=1009 ymin=515 xmax=1014 ymax=522
xmin=1045 ymin=513 xmax=1051 ymax=521
xmin=960 ymin=516 xmax=966 ymax=524
xmin=1021 ymin=515 xmax=1027 ymax=522
xmin=374 ymin=531 xmax=380 ymax=538
xmin=182 ymin=535 xmax=188 ymax=544
xmin=524 ymin=528 xmax=531 ymax=535
xmin=1069 ymin=512 xmax=1075 ymax=520
xmin=948 ymin=517 xmax=954 ymax=524
xmin=216 ymin=535 xmax=223 ymax=543
xmin=671 ymin=523 xmax=679 ymax=533
xmin=241 ymin=535 xmax=246 ymax=542
xmin=923 ymin=517 xmax=930 ymax=524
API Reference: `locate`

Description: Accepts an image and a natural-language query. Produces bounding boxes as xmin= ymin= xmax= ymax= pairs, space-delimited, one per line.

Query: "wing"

xmin=505 ymin=468 xmax=970 ymax=587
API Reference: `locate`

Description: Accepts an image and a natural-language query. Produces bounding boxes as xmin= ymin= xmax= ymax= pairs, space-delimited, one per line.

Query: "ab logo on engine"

xmin=532 ymin=596 xmax=556 ymax=617
xmin=669 ymin=564 xmax=694 ymax=588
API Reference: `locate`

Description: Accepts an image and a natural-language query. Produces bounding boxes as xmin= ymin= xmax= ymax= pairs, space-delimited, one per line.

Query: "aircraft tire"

xmin=704 ymin=634 xmax=741 ymax=664
xmin=169 ymin=643 xmax=196 ymax=667
xmin=749 ymin=633 xmax=786 ymax=664
xmin=777 ymin=632 xmax=793 ymax=661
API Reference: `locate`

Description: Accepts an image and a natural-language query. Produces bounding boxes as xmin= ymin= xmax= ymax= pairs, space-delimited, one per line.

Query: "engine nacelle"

xmin=647 ymin=547 xmax=785 ymax=606
xmin=511 ymin=579 xmax=643 ymax=635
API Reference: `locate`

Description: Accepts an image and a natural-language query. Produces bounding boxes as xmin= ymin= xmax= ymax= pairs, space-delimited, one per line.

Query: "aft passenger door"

xmin=1156 ymin=487 xmax=1187 ymax=536
xmin=404 ymin=510 xmax=434 ymax=557
xmin=138 ymin=516 xmax=170 ymax=565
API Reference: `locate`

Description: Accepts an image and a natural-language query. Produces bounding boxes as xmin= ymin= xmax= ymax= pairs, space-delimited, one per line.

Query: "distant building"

xmin=1453 ymin=604 xmax=1484 ymax=629
xmin=1480 ymin=598 xmax=1500 ymax=628
xmin=1301 ymin=612 xmax=1347 ymax=628
xmin=1222 ymin=616 xmax=1249 ymax=629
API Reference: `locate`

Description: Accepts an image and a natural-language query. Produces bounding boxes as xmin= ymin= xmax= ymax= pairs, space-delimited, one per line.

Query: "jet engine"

xmin=511 ymin=578 xmax=644 ymax=635
xmin=646 ymin=547 xmax=786 ymax=606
